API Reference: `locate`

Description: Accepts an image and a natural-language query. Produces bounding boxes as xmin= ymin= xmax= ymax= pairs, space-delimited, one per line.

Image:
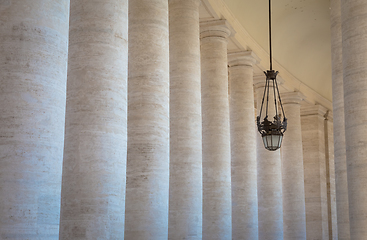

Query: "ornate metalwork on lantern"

xmin=256 ymin=68 xmax=287 ymax=151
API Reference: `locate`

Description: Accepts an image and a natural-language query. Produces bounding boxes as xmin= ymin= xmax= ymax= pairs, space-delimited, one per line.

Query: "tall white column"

xmin=228 ymin=51 xmax=259 ymax=240
xmin=168 ymin=0 xmax=202 ymax=239
xmin=0 ymin=1 xmax=69 ymax=238
xmin=330 ymin=0 xmax=350 ymax=238
xmin=59 ymin=1 xmax=128 ymax=239
xmin=281 ymin=92 xmax=307 ymax=240
xmin=254 ymin=76 xmax=284 ymax=240
xmin=125 ymin=0 xmax=170 ymax=239
xmin=200 ymin=20 xmax=233 ymax=240
xmin=341 ymin=1 xmax=367 ymax=239
xmin=325 ymin=113 xmax=339 ymax=240
xmin=301 ymin=105 xmax=329 ymax=240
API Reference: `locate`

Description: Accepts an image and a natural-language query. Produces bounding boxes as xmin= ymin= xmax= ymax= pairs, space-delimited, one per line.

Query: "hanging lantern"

xmin=256 ymin=70 xmax=287 ymax=151
xmin=256 ymin=0 xmax=287 ymax=151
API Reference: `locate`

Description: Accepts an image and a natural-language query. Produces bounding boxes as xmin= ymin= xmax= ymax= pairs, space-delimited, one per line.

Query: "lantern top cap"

xmin=264 ymin=70 xmax=278 ymax=80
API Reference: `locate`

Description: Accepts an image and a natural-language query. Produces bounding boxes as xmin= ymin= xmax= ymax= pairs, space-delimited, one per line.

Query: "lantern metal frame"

xmin=256 ymin=0 xmax=287 ymax=151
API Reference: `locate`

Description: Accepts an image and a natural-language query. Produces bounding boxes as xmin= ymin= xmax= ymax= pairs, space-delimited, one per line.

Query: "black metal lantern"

xmin=256 ymin=0 xmax=287 ymax=151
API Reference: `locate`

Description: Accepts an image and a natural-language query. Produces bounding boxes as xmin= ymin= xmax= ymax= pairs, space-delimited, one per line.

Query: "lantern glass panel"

xmin=272 ymin=135 xmax=279 ymax=147
xmin=262 ymin=134 xmax=283 ymax=151
xmin=263 ymin=135 xmax=268 ymax=149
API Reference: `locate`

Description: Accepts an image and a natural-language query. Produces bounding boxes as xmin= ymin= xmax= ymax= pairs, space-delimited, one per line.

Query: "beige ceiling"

xmin=222 ymin=0 xmax=332 ymax=101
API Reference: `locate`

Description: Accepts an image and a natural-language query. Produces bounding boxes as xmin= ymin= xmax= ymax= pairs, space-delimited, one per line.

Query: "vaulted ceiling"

xmin=203 ymin=0 xmax=332 ymax=102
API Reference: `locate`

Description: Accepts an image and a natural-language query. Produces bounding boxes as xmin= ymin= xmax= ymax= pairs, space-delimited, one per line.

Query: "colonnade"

xmin=0 ymin=0 xmax=366 ymax=239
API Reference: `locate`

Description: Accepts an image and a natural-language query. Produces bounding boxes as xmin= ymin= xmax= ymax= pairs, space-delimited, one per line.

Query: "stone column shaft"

xmin=125 ymin=0 xmax=170 ymax=239
xmin=200 ymin=20 xmax=233 ymax=240
xmin=168 ymin=0 xmax=202 ymax=239
xmin=254 ymin=76 xmax=284 ymax=240
xmin=228 ymin=51 xmax=259 ymax=240
xmin=330 ymin=0 xmax=351 ymax=238
xmin=281 ymin=92 xmax=307 ymax=240
xmin=325 ymin=113 xmax=339 ymax=240
xmin=0 ymin=1 xmax=69 ymax=238
xmin=59 ymin=1 xmax=128 ymax=239
xmin=341 ymin=0 xmax=367 ymax=239
xmin=301 ymin=105 xmax=329 ymax=240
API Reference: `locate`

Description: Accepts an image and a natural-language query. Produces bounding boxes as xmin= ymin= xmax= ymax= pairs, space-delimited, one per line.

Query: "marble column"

xmin=59 ymin=1 xmax=128 ymax=239
xmin=254 ymin=76 xmax=283 ymax=240
xmin=281 ymin=92 xmax=307 ymax=240
xmin=228 ymin=51 xmax=259 ymax=240
xmin=168 ymin=0 xmax=202 ymax=239
xmin=341 ymin=0 xmax=367 ymax=239
xmin=200 ymin=20 xmax=233 ymax=240
xmin=301 ymin=105 xmax=329 ymax=240
xmin=330 ymin=0 xmax=350 ymax=238
xmin=0 ymin=1 xmax=69 ymax=238
xmin=125 ymin=0 xmax=170 ymax=239
xmin=324 ymin=113 xmax=339 ymax=240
